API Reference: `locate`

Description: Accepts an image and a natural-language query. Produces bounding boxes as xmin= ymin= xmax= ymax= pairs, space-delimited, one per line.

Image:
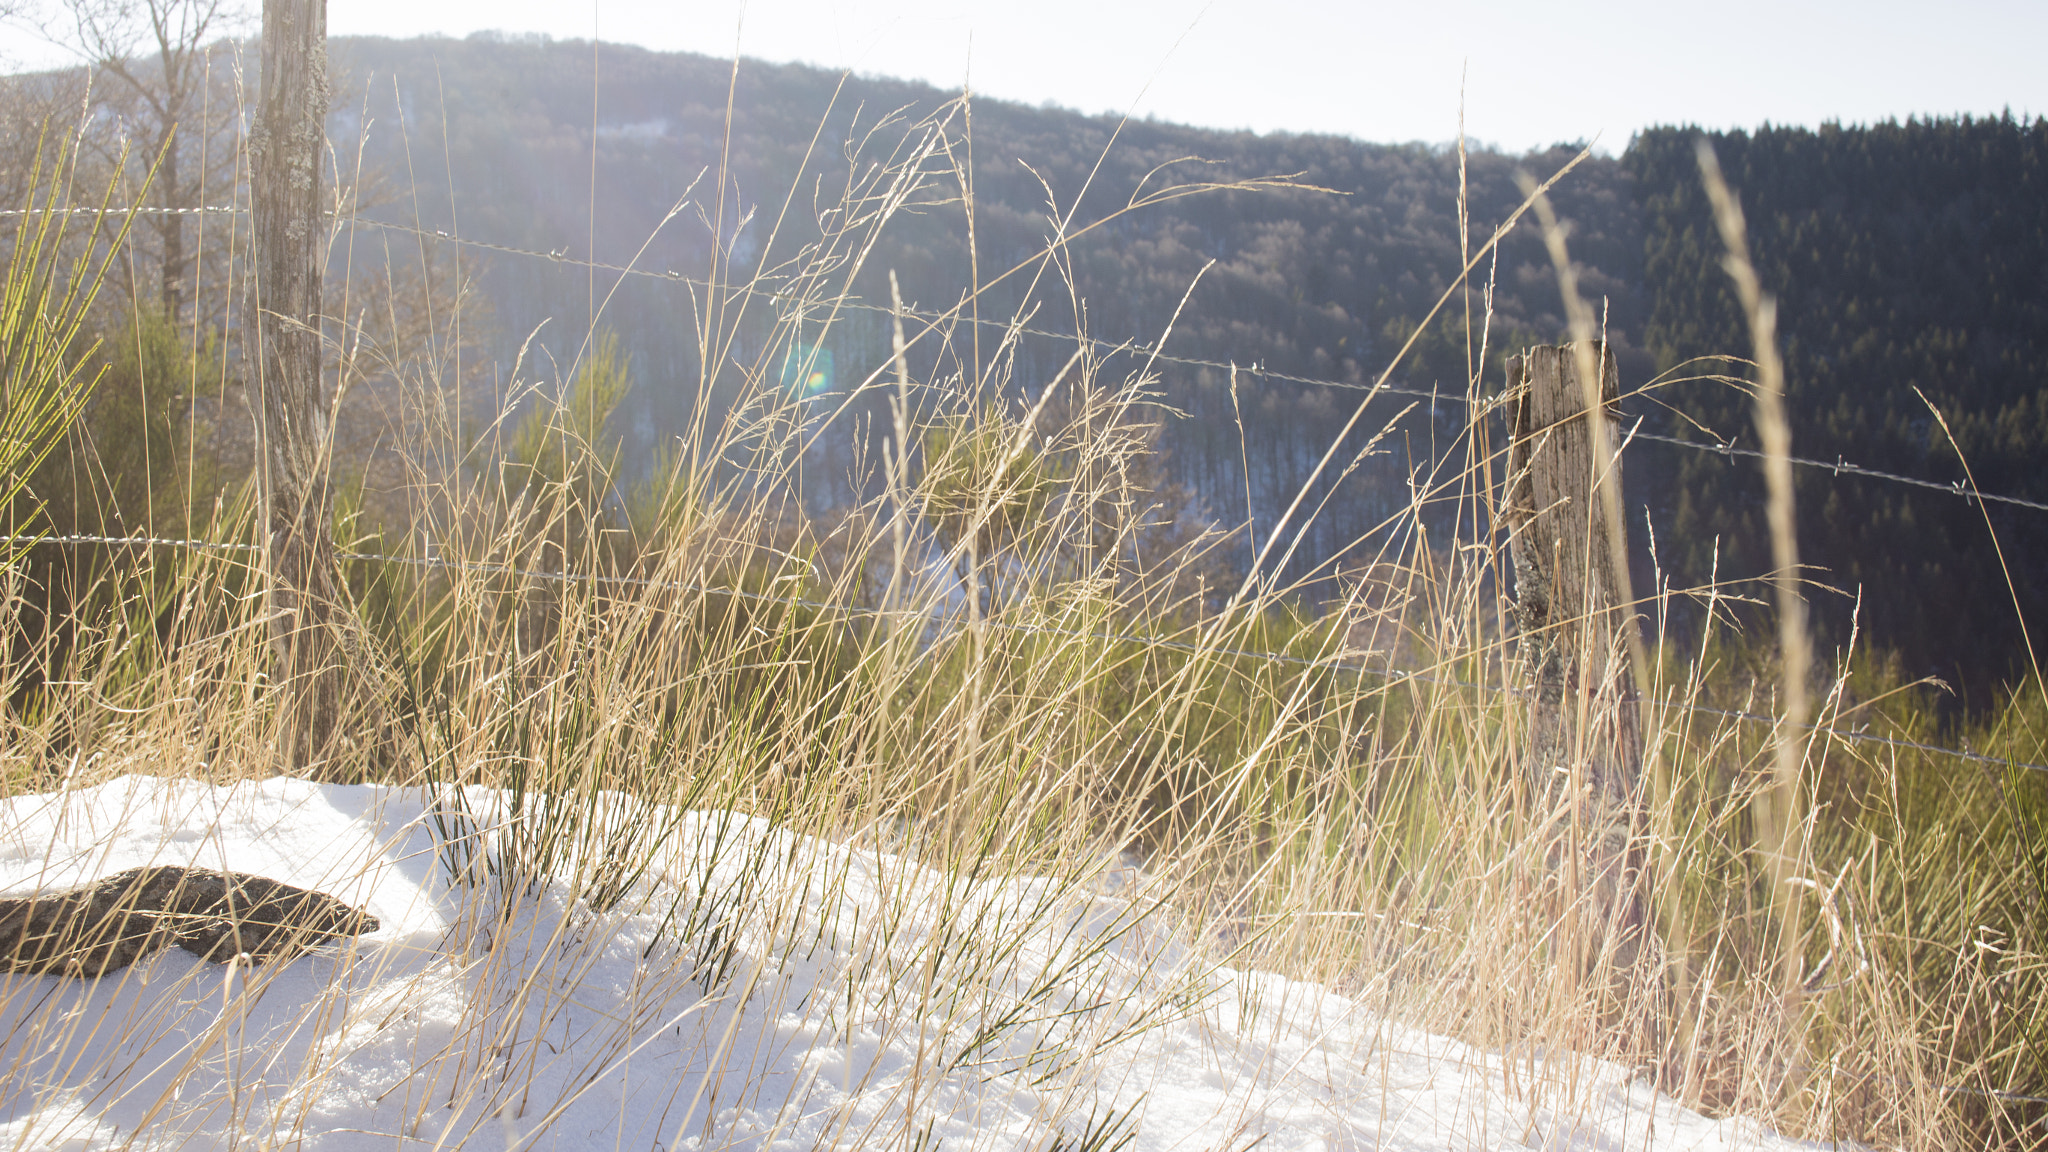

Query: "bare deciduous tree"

xmin=28 ymin=0 xmax=246 ymax=322
xmin=0 ymin=69 xmax=91 ymax=208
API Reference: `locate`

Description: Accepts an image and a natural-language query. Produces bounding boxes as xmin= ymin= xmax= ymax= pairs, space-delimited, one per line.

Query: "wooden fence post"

xmin=250 ymin=0 xmax=352 ymax=777
xmin=1502 ymin=341 xmax=1648 ymax=969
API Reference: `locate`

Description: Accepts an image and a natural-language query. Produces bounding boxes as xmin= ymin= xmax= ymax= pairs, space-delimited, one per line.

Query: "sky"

xmin=2 ymin=0 xmax=2043 ymax=153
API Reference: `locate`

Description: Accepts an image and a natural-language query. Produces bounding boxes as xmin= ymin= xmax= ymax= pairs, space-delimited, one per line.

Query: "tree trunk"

xmin=248 ymin=0 xmax=346 ymax=776
xmin=156 ymin=126 xmax=183 ymax=320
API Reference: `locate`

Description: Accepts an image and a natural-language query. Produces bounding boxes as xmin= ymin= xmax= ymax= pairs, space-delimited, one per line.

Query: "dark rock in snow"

xmin=0 ymin=865 xmax=379 ymax=976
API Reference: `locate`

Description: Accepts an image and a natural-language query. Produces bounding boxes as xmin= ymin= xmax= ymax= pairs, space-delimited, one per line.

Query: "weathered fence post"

xmin=1502 ymin=341 xmax=1648 ymax=970
xmin=250 ymin=0 xmax=352 ymax=777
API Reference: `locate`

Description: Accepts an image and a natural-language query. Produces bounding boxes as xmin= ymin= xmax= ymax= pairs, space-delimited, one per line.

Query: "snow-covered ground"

xmin=0 ymin=775 xmax=1834 ymax=1151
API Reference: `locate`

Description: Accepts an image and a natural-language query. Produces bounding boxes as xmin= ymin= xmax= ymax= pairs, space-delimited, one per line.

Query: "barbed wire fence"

xmin=332 ymin=211 xmax=2048 ymax=517
xmin=10 ymin=205 xmax=2045 ymax=511
xmin=13 ymin=205 xmax=2048 ymax=1119
xmin=10 ymin=159 xmax=2048 ymax=1131
xmin=6 ymin=204 xmax=2046 ymax=781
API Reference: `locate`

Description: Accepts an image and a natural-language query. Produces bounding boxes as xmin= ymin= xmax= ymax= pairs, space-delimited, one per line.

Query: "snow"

xmin=0 ymin=775 xmax=1838 ymax=1151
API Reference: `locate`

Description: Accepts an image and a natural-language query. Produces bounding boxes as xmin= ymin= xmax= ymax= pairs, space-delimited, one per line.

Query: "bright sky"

xmin=4 ymin=0 xmax=2043 ymax=152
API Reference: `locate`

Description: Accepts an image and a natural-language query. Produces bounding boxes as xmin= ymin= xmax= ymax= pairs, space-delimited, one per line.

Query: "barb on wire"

xmin=1636 ymin=430 xmax=2048 ymax=514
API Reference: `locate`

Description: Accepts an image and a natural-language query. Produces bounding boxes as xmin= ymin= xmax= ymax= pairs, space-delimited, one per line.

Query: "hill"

xmin=7 ymin=33 xmax=2041 ymax=699
xmin=327 ymin=33 xmax=1642 ymax=601
xmin=329 ymin=35 xmax=2047 ymax=699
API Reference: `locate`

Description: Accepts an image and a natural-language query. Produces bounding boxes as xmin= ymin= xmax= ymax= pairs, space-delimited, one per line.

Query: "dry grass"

xmin=0 ymin=83 xmax=2043 ymax=1151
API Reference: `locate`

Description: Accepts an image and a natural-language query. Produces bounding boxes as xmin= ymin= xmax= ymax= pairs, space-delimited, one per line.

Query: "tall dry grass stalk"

xmin=0 ymin=87 xmax=2041 ymax=1150
xmin=1697 ymin=141 xmax=1815 ymax=1023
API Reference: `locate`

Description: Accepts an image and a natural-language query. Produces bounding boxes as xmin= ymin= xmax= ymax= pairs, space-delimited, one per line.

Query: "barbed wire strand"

xmin=0 ymin=206 xmax=242 ymax=217
xmin=338 ymin=213 xmax=2048 ymax=515
xmin=1945 ymin=1086 xmax=2048 ymax=1112
xmin=1633 ymin=430 xmax=2048 ymax=514
xmin=15 ymin=531 xmax=2047 ymax=777
xmin=10 ymin=205 xmax=2045 ymax=516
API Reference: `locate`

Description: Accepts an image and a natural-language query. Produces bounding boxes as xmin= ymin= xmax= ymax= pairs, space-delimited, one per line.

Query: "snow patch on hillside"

xmin=0 ymin=776 xmax=1835 ymax=1151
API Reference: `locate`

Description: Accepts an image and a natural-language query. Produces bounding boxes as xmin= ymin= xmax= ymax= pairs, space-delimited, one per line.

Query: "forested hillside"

xmin=5 ymin=33 xmax=2040 ymax=700
xmin=327 ymin=33 xmax=1645 ymax=604
xmin=323 ymin=36 xmax=2048 ymax=699
xmin=1628 ymin=118 xmax=2048 ymax=700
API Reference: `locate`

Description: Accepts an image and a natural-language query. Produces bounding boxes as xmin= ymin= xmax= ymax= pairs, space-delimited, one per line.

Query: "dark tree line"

xmin=1628 ymin=117 xmax=2048 ymax=701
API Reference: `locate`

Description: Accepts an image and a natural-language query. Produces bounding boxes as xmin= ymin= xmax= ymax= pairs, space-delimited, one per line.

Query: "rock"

xmin=0 ymin=866 xmax=379 ymax=977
